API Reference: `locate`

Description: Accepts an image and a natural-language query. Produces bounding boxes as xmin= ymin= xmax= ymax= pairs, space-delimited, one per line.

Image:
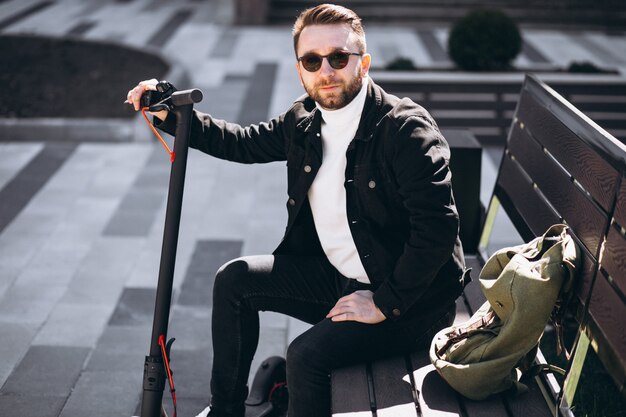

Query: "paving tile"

xmin=61 ymin=237 xmax=145 ymax=306
xmin=48 ymin=197 xmax=119 ymax=242
xmin=269 ymin=58 xmax=306 ymax=116
xmin=415 ymin=29 xmax=450 ymax=63
xmin=0 ymin=321 xmax=38 ymax=388
xmin=103 ymin=210 xmax=160 ymax=237
xmin=0 ymin=143 xmax=43 ymax=189
xmin=57 ymin=370 xmax=143 ymax=417
xmin=167 ymin=305 xmax=212 ymax=351
xmin=102 ymin=147 xmax=170 ymax=237
xmin=31 ymin=303 xmax=113 ymax=347
xmin=85 ymin=348 xmax=146 ymax=373
xmin=0 ymin=393 xmax=67 ymax=417
xmin=0 ymin=345 xmax=89 ymax=396
xmin=210 ymin=27 xmax=240 ymax=58
xmin=108 ymin=287 xmax=156 ymax=326
xmin=0 ymin=264 xmax=20 ymax=298
xmin=260 ymin=311 xmax=289 ymax=330
xmin=0 ymin=0 xmax=54 ymax=31
xmin=95 ymin=325 xmax=153 ymax=356
xmin=16 ymin=242 xmax=91 ymax=287
xmin=162 ymin=24 xmax=221 ymax=72
xmin=3 ymin=1 xmax=83 ymax=35
xmin=118 ymin=189 xmax=166 ymax=211
xmin=249 ymin=327 xmax=287 ymax=387
xmin=177 ymin=240 xmax=242 ymax=307
xmin=160 ymin=396 xmax=209 ymax=417
xmin=146 ymin=8 xmax=193 ymax=48
xmin=65 ymin=20 xmax=96 ymax=37
xmin=0 ymin=143 xmax=77 ymax=234
xmin=123 ymin=245 xmax=162 ymax=288
xmin=13 ymin=266 xmax=78 ymax=292
xmin=0 ymin=233 xmax=42 ymax=271
xmin=570 ymin=32 xmax=625 ymax=65
xmin=286 ymin=317 xmax=312 ymax=345
xmin=0 ymin=0 xmax=43 ymax=27
xmin=160 ymin=348 xmax=212 ymax=399
xmin=0 ymin=282 xmax=66 ymax=324
xmin=194 ymin=76 xmax=249 ymax=121
xmin=521 ymin=38 xmax=550 ymax=64
xmin=237 ymin=63 xmax=278 ymax=126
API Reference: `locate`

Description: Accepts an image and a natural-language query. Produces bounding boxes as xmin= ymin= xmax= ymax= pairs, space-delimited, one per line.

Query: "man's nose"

xmin=319 ymin=57 xmax=335 ymax=76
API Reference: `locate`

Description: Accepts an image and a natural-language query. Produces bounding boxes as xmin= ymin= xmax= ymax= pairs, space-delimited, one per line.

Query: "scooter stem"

xmin=140 ymin=88 xmax=203 ymax=417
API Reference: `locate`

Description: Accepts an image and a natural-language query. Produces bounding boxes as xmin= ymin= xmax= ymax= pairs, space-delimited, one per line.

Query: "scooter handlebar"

xmin=170 ymin=88 xmax=203 ymax=107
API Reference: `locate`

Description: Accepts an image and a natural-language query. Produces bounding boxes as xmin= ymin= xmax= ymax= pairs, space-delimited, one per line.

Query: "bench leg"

xmin=560 ymin=330 xmax=590 ymax=413
xmin=478 ymin=195 xmax=501 ymax=259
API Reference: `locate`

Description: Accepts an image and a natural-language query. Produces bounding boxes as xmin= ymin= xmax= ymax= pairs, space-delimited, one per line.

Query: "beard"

xmin=305 ymin=72 xmax=364 ymax=110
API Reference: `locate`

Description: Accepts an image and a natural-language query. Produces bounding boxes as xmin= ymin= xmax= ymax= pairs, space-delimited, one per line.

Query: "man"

xmin=127 ymin=4 xmax=466 ymax=417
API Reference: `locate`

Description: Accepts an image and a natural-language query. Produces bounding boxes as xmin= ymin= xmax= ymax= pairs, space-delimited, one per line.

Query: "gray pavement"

xmin=1 ymin=1 xmax=626 ymax=416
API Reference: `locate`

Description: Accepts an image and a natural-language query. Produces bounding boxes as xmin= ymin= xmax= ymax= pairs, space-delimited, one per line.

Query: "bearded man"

xmin=126 ymin=4 xmax=466 ymax=417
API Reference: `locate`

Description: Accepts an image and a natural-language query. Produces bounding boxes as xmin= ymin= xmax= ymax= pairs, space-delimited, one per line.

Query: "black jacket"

xmin=156 ymin=78 xmax=466 ymax=321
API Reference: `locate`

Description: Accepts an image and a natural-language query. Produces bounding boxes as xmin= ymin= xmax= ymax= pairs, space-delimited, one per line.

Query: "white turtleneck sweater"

xmin=308 ymin=79 xmax=370 ymax=283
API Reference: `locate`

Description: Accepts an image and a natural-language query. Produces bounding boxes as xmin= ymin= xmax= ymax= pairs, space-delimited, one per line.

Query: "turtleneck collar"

xmin=315 ymin=76 xmax=369 ymax=124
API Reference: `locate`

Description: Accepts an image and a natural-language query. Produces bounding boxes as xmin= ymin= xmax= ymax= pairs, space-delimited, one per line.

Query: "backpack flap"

xmin=429 ymin=224 xmax=580 ymax=400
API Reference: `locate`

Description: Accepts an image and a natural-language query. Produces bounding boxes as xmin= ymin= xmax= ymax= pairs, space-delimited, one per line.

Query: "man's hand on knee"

xmin=326 ymin=290 xmax=386 ymax=324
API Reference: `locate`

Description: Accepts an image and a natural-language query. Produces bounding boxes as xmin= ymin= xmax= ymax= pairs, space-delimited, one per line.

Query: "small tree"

xmin=448 ymin=9 xmax=522 ymax=71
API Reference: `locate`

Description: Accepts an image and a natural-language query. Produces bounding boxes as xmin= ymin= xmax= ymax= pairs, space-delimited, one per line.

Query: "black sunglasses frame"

xmin=297 ymin=51 xmax=363 ymax=72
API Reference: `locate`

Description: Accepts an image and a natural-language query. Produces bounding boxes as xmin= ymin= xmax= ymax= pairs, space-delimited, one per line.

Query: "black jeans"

xmin=209 ymin=255 xmax=456 ymax=417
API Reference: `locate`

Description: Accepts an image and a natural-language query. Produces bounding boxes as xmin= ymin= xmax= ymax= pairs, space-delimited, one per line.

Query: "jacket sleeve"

xmin=153 ymin=108 xmax=291 ymax=163
xmin=373 ymin=115 xmax=459 ymax=320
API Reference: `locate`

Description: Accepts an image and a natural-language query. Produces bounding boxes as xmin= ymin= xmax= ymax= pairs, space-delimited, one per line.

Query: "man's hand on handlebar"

xmin=125 ymin=78 xmax=168 ymax=121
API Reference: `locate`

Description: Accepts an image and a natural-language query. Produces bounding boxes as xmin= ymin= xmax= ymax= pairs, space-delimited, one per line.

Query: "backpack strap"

xmin=436 ymin=310 xmax=497 ymax=357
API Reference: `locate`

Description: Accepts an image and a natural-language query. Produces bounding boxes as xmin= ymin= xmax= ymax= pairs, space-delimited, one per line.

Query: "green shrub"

xmin=567 ymin=61 xmax=607 ymax=74
xmin=385 ymin=57 xmax=417 ymax=71
xmin=448 ymin=9 xmax=522 ymax=71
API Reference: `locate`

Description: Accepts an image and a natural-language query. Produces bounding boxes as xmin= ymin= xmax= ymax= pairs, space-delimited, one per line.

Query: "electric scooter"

xmin=135 ymin=82 xmax=287 ymax=417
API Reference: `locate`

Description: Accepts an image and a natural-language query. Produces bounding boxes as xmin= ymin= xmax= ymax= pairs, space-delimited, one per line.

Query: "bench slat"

xmin=408 ymin=351 xmax=464 ymax=416
xmin=462 ymin=396 xmax=510 ymax=417
xmin=496 ymin=156 xmax=560 ymax=240
xmin=601 ymin=225 xmax=626 ymax=298
xmin=370 ymin=356 xmax=418 ymax=417
xmin=574 ymin=248 xmax=599 ymax=315
xmin=508 ymin=123 xmax=609 ymax=257
xmin=586 ymin=269 xmax=626 ymax=394
xmin=504 ymin=377 xmax=553 ymax=417
xmin=331 ymin=363 xmax=373 ymax=416
xmin=614 ymin=177 xmax=626 ymax=230
xmin=515 ymin=92 xmax=619 ymax=213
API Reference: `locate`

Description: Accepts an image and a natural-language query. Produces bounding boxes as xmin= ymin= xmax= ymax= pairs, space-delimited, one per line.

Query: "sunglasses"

xmin=297 ymin=50 xmax=362 ymax=72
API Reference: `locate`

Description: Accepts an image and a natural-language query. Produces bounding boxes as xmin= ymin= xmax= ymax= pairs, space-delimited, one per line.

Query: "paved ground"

xmin=1 ymin=1 xmax=626 ymax=416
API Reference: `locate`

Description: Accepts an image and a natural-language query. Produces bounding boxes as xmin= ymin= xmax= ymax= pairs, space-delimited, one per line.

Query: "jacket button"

xmin=288 ymin=198 xmax=296 ymax=206
xmin=304 ymin=165 xmax=312 ymax=173
xmin=392 ymin=308 xmax=401 ymax=317
xmin=368 ymin=180 xmax=376 ymax=189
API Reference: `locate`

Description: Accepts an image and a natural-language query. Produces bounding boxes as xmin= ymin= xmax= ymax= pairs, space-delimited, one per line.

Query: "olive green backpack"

xmin=429 ymin=224 xmax=580 ymax=400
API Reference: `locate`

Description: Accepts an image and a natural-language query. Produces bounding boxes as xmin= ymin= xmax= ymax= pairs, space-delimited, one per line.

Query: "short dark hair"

xmin=292 ymin=3 xmax=366 ymax=56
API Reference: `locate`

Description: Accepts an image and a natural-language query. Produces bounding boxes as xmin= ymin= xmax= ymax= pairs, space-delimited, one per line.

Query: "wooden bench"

xmin=331 ymin=74 xmax=626 ymax=417
xmin=374 ymin=72 xmax=626 ymax=146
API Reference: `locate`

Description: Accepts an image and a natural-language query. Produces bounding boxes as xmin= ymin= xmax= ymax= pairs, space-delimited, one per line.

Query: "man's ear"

xmin=361 ymin=53 xmax=372 ymax=76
